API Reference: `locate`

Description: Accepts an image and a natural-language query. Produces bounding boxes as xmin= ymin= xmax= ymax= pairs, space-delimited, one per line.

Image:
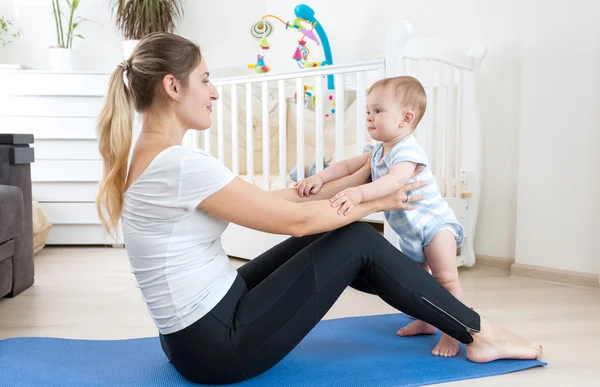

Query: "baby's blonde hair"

xmin=368 ymin=76 xmax=427 ymax=127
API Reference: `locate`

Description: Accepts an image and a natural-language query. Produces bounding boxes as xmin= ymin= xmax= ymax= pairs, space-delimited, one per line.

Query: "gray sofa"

xmin=0 ymin=134 xmax=35 ymax=298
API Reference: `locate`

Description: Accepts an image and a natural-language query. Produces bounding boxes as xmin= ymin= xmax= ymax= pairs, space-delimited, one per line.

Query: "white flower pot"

xmin=122 ymin=40 xmax=140 ymax=59
xmin=48 ymin=47 xmax=73 ymax=71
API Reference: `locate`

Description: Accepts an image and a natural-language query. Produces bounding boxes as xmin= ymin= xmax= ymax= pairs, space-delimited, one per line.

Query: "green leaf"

xmin=76 ymin=34 xmax=85 ymax=39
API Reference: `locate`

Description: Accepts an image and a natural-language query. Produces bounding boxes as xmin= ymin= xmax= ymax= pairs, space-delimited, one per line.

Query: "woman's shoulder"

xmin=144 ymin=146 xmax=213 ymax=171
xmin=126 ymin=146 xmax=209 ymax=192
xmin=124 ymin=144 xmax=234 ymax=210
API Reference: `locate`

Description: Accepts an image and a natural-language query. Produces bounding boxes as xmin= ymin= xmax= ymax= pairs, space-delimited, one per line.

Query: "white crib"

xmin=184 ymin=20 xmax=486 ymax=267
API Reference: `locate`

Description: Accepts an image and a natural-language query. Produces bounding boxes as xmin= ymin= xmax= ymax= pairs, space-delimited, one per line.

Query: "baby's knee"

xmin=432 ymin=268 xmax=460 ymax=286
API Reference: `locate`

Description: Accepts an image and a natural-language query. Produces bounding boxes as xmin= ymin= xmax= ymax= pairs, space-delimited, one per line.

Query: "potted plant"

xmin=110 ymin=0 xmax=186 ymax=58
xmin=49 ymin=0 xmax=87 ymax=71
xmin=0 ymin=16 xmax=24 ymax=69
xmin=0 ymin=16 xmax=23 ymax=47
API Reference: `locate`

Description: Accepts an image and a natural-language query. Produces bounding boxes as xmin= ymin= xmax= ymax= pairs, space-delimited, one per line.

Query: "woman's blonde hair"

xmin=96 ymin=32 xmax=201 ymax=236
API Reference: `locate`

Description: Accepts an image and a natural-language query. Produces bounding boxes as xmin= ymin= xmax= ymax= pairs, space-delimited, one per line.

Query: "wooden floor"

xmin=1 ymin=246 xmax=599 ymax=386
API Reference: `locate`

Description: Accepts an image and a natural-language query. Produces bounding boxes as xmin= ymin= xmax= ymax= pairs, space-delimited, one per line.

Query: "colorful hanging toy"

xmin=293 ymin=86 xmax=336 ymax=118
xmin=249 ymin=4 xmax=334 ymax=91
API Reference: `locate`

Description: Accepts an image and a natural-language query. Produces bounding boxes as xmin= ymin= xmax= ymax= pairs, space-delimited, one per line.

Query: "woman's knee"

xmin=339 ymin=221 xmax=381 ymax=238
xmin=326 ymin=222 xmax=391 ymax=255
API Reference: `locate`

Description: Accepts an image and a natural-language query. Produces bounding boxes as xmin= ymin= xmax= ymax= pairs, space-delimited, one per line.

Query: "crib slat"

xmin=262 ymin=81 xmax=270 ymax=190
xmin=189 ymin=130 xmax=199 ymax=149
xmin=217 ymin=86 xmax=224 ymax=163
xmin=412 ymin=60 xmax=423 ymax=146
xmin=296 ymin=78 xmax=305 ymax=181
xmin=455 ymin=70 xmax=465 ymax=198
xmin=231 ymin=85 xmax=239 ymax=175
xmin=335 ymin=73 xmax=345 ymax=162
xmin=315 ymin=76 xmax=324 ymax=172
xmin=203 ymin=125 xmax=210 ymax=154
xmin=421 ymin=60 xmax=434 ymax=162
xmin=405 ymin=58 xmax=417 ymax=78
xmin=441 ymin=64 xmax=450 ymax=196
xmin=356 ymin=72 xmax=366 ymax=155
xmin=402 ymin=58 xmax=409 ymax=75
xmin=278 ymin=80 xmax=287 ymax=189
xmin=444 ymin=65 xmax=453 ymax=198
xmin=246 ymin=82 xmax=254 ymax=184
xmin=434 ymin=64 xmax=444 ymax=190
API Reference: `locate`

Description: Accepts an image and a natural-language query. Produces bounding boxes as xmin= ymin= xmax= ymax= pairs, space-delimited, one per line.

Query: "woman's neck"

xmin=141 ymin=109 xmax=185 ymax=146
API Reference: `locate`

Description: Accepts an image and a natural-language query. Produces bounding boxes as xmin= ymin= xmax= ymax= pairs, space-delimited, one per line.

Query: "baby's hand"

xmin=330 ymin=187 xmax=363 ymax=215
xmin=294 ymin=175 xmax=324 ymax=198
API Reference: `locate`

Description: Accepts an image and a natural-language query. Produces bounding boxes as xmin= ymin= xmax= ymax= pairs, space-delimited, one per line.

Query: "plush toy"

xmin=290 ymin=155 xmax=333 ymax=182
xmin=248 ymin=54 xmax=270 ymax=73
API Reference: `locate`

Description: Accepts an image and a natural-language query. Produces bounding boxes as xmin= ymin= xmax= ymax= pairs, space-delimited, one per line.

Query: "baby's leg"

xmin=418 ymin=262 xmax=431 ymax=274
xmin=425 ymin=229 xmax=463 ymax=357
xmin=397 ymin=230 xmax=463 ymax=357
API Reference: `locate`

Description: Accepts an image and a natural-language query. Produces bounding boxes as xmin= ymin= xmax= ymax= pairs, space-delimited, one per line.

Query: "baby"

xmin=295 ymin=76 xmax=465 ymax=357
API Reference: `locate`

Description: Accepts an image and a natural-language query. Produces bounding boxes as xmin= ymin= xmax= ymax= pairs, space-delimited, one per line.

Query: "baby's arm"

xmin=318 ymin=151 xmax=371 ymax=183
xmin=359 ymin=162 xmax=417 ymax=202
xmin=296 ymin=151 xmax=371 ymax=198
xmin=331 ymin=161 xmax=417 ymax=215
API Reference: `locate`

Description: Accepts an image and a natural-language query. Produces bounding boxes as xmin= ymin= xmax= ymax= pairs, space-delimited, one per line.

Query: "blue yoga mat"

xmin=0 ymin=313 xmax=545 ymax=387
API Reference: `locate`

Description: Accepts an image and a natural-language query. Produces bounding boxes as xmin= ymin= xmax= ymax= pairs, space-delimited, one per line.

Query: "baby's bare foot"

xmin=432 ymin=333 xmax=460 ymax=357
xmin=397 ymin=320 xmax=438 ymax=336
xmin=467 ymin=318 xmax=543 ymax=363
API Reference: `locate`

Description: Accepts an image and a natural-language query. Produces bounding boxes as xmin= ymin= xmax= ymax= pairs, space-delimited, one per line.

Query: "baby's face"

xmin=366 ymin=87 xmax=407 ymax=142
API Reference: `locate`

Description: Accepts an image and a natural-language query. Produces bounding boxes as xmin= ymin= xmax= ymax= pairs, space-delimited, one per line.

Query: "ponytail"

xmin=96 ymin=32 xmax=202 ymax=236
xmin=96 ymin=64 xmax=133 ymax=237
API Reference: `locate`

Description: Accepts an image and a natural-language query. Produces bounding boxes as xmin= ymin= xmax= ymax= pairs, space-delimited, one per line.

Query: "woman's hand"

xmin=376 ymin=167 xmax=426 ymax=212
xmin=271 ymin=154 xmax=372 ymax=203
xmin=355 ymin=154 xmax=372 ymax=183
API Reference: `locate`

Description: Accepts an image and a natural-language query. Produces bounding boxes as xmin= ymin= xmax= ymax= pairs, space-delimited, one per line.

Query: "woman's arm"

xmin=198 ymin=175 xmax=425 ymax=238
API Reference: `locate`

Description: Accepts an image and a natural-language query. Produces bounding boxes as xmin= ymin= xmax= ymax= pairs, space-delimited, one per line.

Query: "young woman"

xmin=96 ymin=32 xmax=542 ymax=384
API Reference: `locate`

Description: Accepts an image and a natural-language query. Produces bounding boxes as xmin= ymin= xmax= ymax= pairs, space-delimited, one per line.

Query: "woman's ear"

xmin=162 ymin=74 xmax=181 ymax=102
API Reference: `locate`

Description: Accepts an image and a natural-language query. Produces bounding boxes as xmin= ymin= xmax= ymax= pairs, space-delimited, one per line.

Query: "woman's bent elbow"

xmin=289 ymin=222 xmax=308 ymax=238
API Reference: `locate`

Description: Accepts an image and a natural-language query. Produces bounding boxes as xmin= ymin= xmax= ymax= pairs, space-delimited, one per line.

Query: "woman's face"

xmin=178 ymin=57 xmax=219 ymax=131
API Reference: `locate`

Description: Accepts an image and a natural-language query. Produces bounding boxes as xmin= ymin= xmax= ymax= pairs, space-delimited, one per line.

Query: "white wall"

xmin=0 ymin=0 xmax=265 ymax=72
xmin=515 ymin=0 xmax=600 ymax=275
xmin=2 ymin=0 xmax=598 ymax=275
xmin=0 ymin=0 xmax=121 ymax=70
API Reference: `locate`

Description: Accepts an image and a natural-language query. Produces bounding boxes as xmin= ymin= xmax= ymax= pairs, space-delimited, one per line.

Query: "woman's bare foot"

xmin=432 ymin=333 xmax=460 ymax=357
xmin=397 ymin=319 xmax=438 ymax=336
xmin=466 ymin=317 xmax=543 ymax=363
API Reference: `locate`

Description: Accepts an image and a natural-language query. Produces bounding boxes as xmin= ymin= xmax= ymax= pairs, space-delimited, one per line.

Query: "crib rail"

xmin=401 ymin=58 xmax=474 ymax=199
xmin=210 ymin=60 xmax=385 ymax=86
xmin=193 ymin=51 xmax=479 ymax=201
xmin=196 ymin=60 xmax=386 ymax=191
xmin=201 ymin=19 xmax=485 ymax=268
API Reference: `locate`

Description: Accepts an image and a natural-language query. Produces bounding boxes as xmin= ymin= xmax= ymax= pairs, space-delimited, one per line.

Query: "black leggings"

xmin=159 ymin=222 xmax=480 ymax=385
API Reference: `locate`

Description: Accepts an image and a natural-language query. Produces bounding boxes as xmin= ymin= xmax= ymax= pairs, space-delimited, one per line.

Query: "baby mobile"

xmin=249 ymin=4 xmax=337 ymax=117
